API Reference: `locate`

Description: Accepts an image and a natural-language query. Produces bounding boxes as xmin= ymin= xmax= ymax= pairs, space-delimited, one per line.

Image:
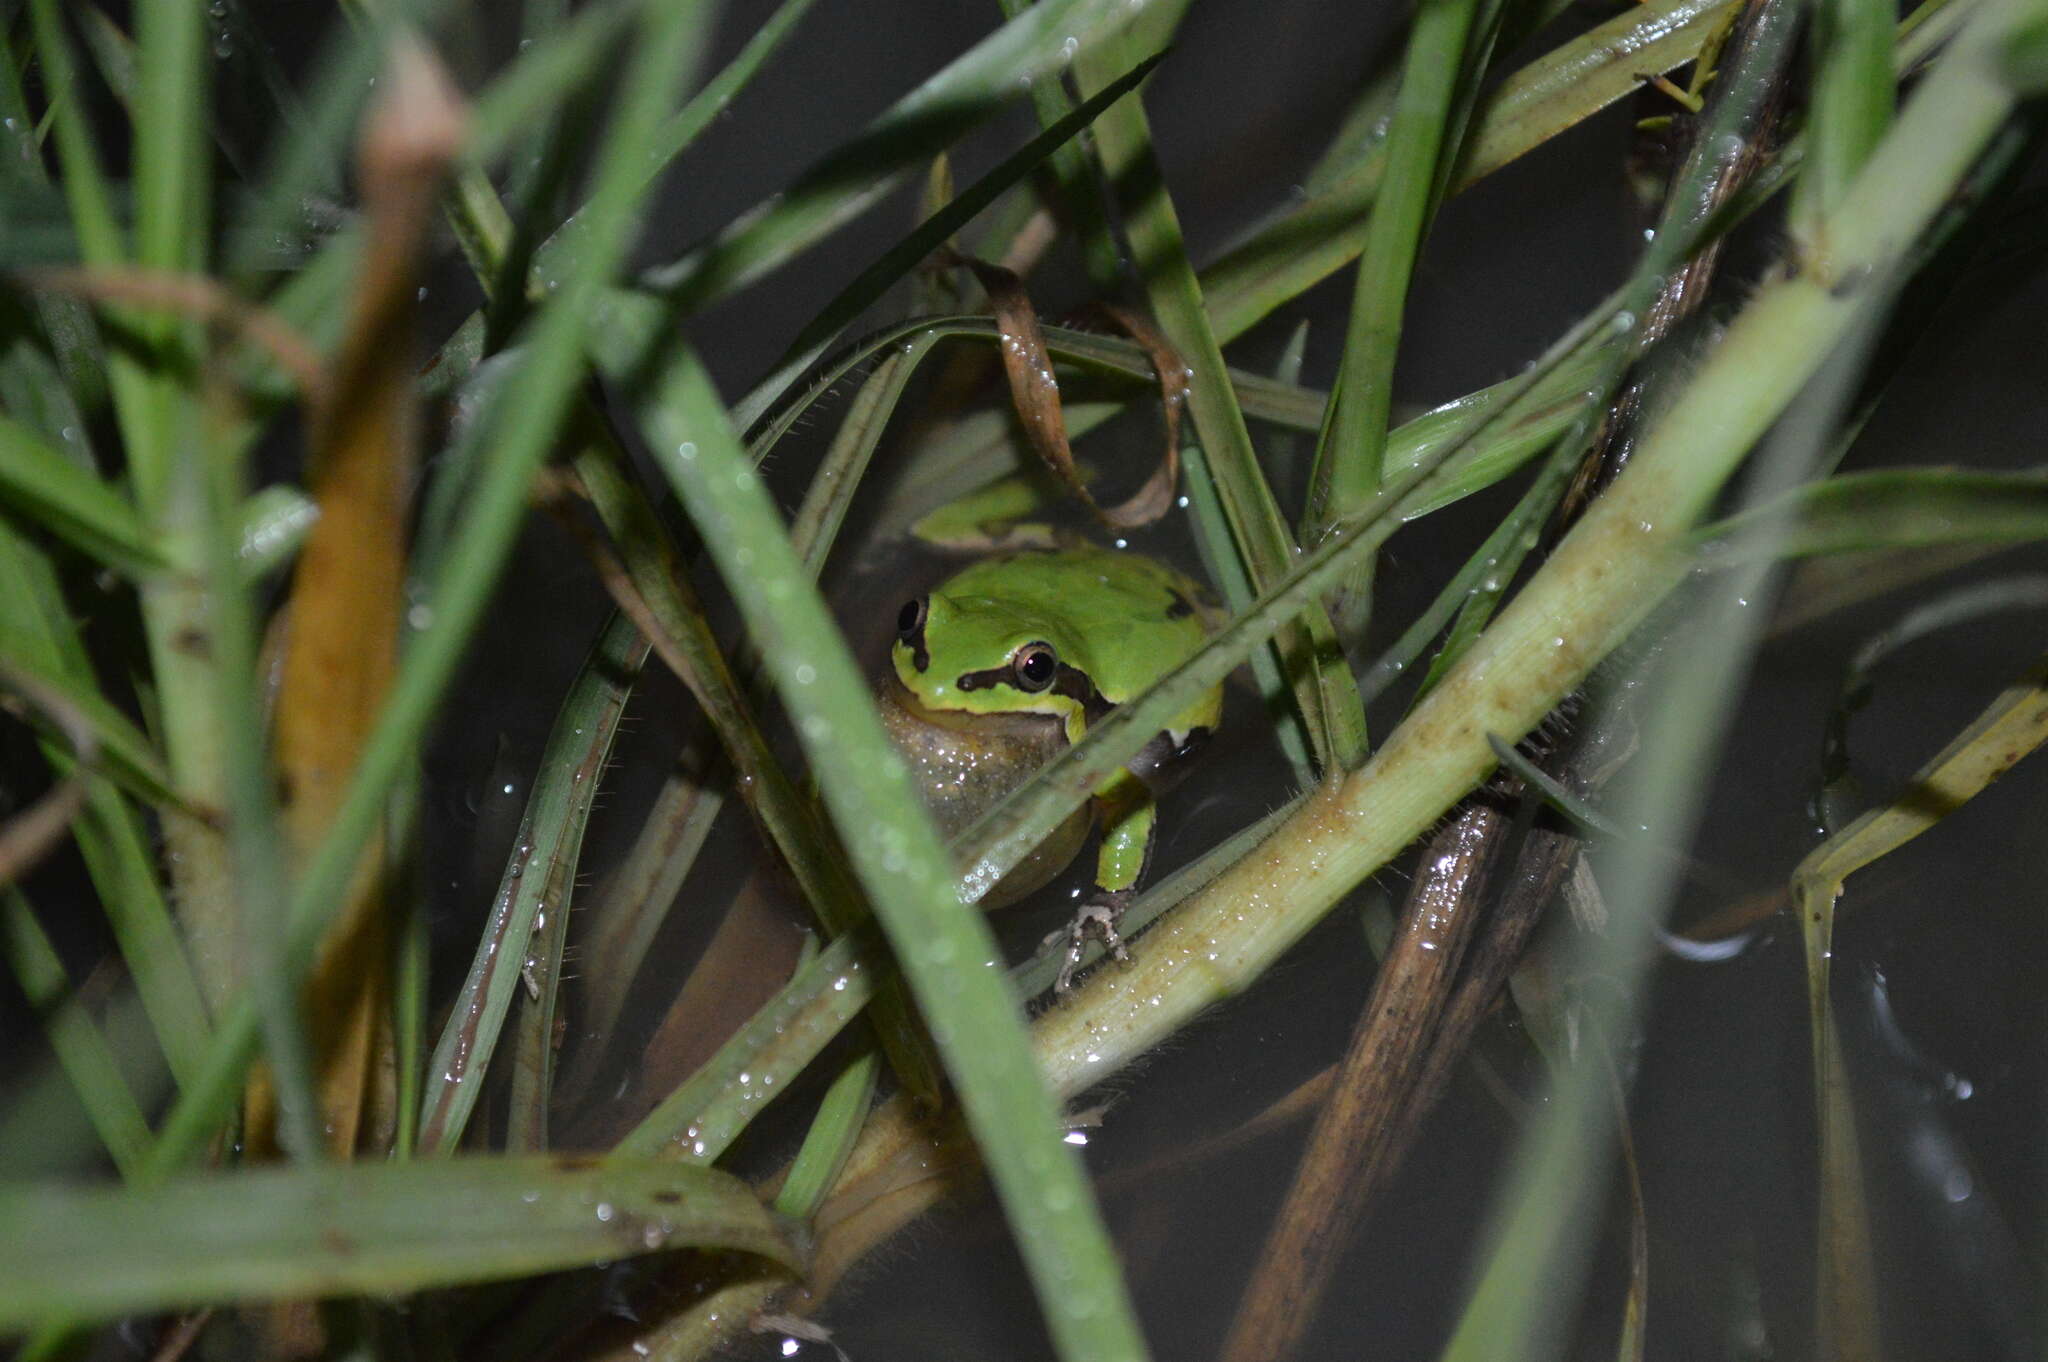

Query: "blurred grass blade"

xmin=1692 ymin=467 xmax=2048 ymax=561
xmin=1 ymin=889 xmax=155 ymax=1179
xmin=523 ymin=0 xmax=818 ymax=277
xmin=237 ymin=484 xmax=318 ymax=579
xmin=623 ymin=342 xmax=1153 ymax=1362
xmin=0 ymin=524 xmax=212 ymax=1087
xmin=466 ymin=0 xmax=641 ymax=166
xmin=0 ymin=650 xmax=183 ymax=813
xmin=1074 ymin=25 xmax=1369 ymax=774
xmin=419 ymin=611 xmax=646 ymax=1155
xmin=0 ymin=414 xmax=159 ymax=575
xmin=131 ymin=0 xmax=710 ymax=1189
xmin=734 ymin=46 xmax=1167 ymax=432
xmin=1796 ymin=0 xmax=1896 ymax=236
xmin=624 ymin=0 xmax=1148 ymax=318
xmin=0 ymin=1156 xmax=798 ymax=1327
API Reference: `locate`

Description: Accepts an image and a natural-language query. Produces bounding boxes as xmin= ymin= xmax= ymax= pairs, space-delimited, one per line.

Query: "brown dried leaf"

xmin=261 ymin=36 xmax=466 ymax=1159
xmin=937 ymin=250 xmax=1183 ymax=531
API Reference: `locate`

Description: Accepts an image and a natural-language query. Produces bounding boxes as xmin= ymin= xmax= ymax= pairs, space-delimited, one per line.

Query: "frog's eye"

xmin=896 ymin=597 xmax=927 ymax=643
xmin=1012 ymin=641 xmax=1058 ymax=692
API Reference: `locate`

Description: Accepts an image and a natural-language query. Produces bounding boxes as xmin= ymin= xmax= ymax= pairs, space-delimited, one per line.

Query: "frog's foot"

xmin=1051 ymin=891 xmax=1133 ymax=995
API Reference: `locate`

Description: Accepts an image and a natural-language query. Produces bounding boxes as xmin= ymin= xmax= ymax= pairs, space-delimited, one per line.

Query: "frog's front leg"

xmin=1053 ymin=773 xmax=1157 ymax=994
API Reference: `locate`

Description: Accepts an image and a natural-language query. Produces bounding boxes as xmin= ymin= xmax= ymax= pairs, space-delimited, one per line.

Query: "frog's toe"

xmin=1052 ymin=892 xmax=1133 ymax=995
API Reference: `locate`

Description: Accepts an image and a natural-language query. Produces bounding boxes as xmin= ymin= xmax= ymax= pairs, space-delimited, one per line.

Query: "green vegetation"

xmin=0 ymin=0 xmax=2041 ymax=1359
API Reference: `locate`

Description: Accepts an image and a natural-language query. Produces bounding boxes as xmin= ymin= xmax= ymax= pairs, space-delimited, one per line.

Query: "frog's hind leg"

xmin=1052 ymin=775 xmax=1157 ymax=994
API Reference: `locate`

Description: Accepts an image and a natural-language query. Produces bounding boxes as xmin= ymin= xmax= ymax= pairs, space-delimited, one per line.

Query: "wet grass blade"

xmin=504 ymin=620 xmax=645 ymax=1154
xmin=0 ymin=1155 xmax=798 ymax=1328
xmin=614 ymin=924 xmax=884 ymax=1164
xmin=622 ymin=343 xmax=1153 ymax=1362
xmin=568 ymin=444 xmax=947 ymax=1106
xmin=419 ymin=612 xmax=647 ymax=1155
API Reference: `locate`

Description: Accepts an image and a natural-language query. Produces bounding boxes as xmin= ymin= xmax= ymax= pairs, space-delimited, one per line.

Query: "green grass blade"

xmin=570 ymin=442 xmax=947 ymax=1105
xmin=1302 ymin=0 xmax=1486 ymax=535
xmin=773 ymin=1051 xmax=880 ymax=1221
xmin=131 ymin=0 xmax=208 ymax=279
xmin=1074 ymin=28 xmax=1370 ymax=773
xmin=0 ymin=1155 xmax=797 ymax=1328
xmin=1200 ymin=0 xmax=1739 ymax=342
xmin=1182 ymin=441 xmax=1318 ymax=787
xmin=0 ymin=412 xmax=162 ymax=575
xmin=465 ymin=0 xmax=640 ymax=166
xmin=733 ymin=46 xmax=1169 ymax=433
xmin=524 ymin=0 xmax=818 ymax=274
xmin=1 ymin=889 xmax=155 ymax=1179
xmin=419 ymin=612 xmax=646 ymax=1155
xmin=624 ymin=0 xmax=1150 ymax=317
xmin=236 ymin=483 xmax=317 ymax=579
xmin=24 ymin=0 xmax=129 ymax=266
xmin=1691 ymin=467 xmax=2048 ymax=561
xmin=225 ymin=0 xmax=443 ymax=278
xmin=622 ymin=343 xmax=1153 ymax=1362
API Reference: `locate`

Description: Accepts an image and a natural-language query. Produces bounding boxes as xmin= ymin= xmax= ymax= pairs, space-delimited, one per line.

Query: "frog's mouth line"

xmin=874 ymin=670 xmax=1070 ymax=743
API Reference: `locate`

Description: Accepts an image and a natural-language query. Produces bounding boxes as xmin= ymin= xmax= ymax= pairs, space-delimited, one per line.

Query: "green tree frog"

xmin=875 ymin=543 xmax=1221 ymax=992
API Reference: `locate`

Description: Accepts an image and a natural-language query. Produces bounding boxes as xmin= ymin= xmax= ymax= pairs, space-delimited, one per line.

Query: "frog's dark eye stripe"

xmin=1012 ymin=641 xmax=1058 ymax=692
xmin=896 ymin=597 xmax=930 ymax=671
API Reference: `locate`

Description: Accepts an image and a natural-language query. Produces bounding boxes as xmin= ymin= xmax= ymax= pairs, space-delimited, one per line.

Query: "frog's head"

xmin=889 ymin=588 xmax=1106 ymax=745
